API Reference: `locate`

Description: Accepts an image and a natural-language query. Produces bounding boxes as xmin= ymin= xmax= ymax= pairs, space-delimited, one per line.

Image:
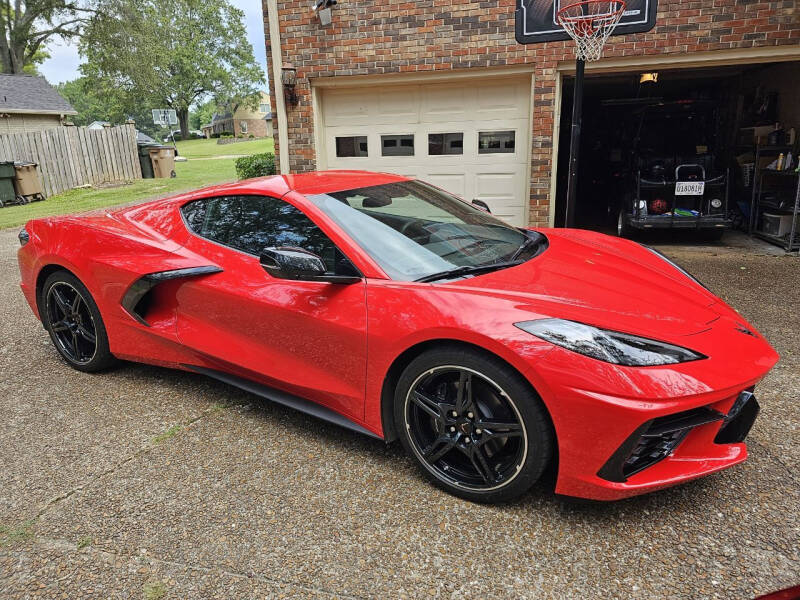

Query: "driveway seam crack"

xmin=29 ymin=537 xmax=369 ymax=599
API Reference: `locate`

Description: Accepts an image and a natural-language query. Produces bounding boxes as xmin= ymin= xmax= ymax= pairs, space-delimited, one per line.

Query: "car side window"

xmin=181 ymin=195 xmax=348 ymax=273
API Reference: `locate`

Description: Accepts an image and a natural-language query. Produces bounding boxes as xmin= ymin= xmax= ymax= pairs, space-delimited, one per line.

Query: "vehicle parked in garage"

xmin=614 ymin=100 xmax=734 ymax=238
xmin=17 ymin=171 xmax=778 ymax=503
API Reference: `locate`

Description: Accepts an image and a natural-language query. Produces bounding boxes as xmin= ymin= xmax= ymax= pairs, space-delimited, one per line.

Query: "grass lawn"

xmin=175 ymin=137 xmax=275 ymax=159
xmin=0 ymin=157 xmax=238 ymax=230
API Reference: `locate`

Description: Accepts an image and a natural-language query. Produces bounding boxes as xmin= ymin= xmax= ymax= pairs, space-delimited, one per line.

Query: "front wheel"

xmin=41 ymin=271 xmax=117 ymax=372
xmin=394 ymin=347 xmax=554 ymax=503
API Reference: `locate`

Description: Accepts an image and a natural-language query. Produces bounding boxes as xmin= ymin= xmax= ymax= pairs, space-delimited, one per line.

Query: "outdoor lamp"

xmin=313 ymin=0 xmax=336 ymax=26
xmin=281 ymin=64 xmax=298 ymax=107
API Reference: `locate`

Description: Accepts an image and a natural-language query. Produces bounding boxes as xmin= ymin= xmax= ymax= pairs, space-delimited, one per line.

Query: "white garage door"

xmin=319 ymin=76 xmax=532 ymax=226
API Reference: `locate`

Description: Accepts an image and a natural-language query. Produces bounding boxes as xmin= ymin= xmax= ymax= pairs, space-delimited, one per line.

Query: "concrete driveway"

xmin=1 ymin=226 xmax=797 ymax=599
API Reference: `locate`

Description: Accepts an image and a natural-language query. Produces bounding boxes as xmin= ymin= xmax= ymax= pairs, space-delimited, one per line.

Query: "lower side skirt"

xmin=186 ymin=365 xmax=381 ymax=440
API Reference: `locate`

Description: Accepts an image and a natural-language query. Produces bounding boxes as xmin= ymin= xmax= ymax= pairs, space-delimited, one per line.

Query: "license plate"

xmin=675 ymin=181 xmax=705 ymax=196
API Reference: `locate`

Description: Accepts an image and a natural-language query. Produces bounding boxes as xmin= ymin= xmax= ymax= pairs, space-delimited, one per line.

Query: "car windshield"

xmin=307 ymin=180 xmax=546 ymax=281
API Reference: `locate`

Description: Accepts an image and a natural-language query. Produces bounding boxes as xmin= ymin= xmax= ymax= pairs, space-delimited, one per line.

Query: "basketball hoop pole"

xmin=564 ymin=57 xmax=585 ymax=228
xmin=555 ymin=0 xmax=626 ymax=228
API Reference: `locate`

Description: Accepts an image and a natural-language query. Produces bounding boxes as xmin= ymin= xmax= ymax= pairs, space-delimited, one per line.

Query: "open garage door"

xmin=319 ymin=76 xmax=532 ymax=226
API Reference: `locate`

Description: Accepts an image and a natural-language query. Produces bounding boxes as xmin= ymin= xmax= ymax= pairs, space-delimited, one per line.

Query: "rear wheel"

xmin=41 ymin=271 xmax=117 ymax=372
xmin=617 ymin=209 xmax=631 ymax=237
xmin=394 ymin=347 xmax=553 ymax=503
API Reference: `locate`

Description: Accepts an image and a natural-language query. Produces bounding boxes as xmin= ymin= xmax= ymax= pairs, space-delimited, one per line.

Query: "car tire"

xmin=41 ymin=271 xmax=117 ymax=373
xmin=394 ymin=346 xmax=554 ymax=503
xmin=617 ymin=209 xmax=631 ymax=238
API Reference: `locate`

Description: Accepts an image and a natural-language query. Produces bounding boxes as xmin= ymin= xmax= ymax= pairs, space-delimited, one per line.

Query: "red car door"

xmin=173 ymin=194 xmax=367 ymax=422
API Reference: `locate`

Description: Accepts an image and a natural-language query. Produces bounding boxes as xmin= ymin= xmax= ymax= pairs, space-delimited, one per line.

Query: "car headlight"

xmin=643 ymin=246 xmax=709 ymax=291
xmin=18 ymin=227 xmax=29 ymax=247
xmin=515 ymin=319 xmax=706 ymax=366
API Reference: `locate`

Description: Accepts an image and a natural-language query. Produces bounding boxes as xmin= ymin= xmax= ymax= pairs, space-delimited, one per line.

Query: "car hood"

xmin=449 ymin=229 xmax=724 ymax=341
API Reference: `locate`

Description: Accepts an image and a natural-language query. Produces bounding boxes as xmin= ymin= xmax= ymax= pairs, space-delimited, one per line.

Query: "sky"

xmin=38 ymin=0 xmax=269 ymax=87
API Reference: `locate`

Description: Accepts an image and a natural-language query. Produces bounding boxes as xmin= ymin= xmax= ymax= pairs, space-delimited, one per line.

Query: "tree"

xmin=0 ymin=1 xmax=93 ymax=74
xmin=189 ymin=98 xmax=216 ymax=131
xmin=80 ymin=0 xmax=264 ymax=139
xmin=57 ymin=76 xmax=167 ymax=138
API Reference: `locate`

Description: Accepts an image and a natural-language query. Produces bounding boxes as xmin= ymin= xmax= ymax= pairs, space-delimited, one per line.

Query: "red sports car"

xmin=17 ymin=171 xmax=778 ymax=503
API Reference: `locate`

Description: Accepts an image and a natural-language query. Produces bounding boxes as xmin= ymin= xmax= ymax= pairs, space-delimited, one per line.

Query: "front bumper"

xmin=627 ymin=215 xmax=733 ymax=230
xmin=527 ymin=318 xmax=778 ymax=501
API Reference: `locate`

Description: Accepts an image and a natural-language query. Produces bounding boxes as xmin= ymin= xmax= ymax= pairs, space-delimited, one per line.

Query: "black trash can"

xmin=0 ymin=161 xmax=17 ymax=208
xmin=137 ymin=143 xmax=159 ymax=179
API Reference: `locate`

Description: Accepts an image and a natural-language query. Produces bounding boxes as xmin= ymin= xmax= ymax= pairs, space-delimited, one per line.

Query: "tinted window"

xmin=479 ymin=131 xmax=515 ymax=154
xmin=381 ymin=134 xmax=414 ymax=157
xmin=336 ymin=136 xmax=368 ymax=157
xmin=181 ymin=195 xmax=341 ymax=271
xmin=308 ymin=181 xmax=544 ymax=281
xmin=428 ymin=133 xmax=463 ymax=156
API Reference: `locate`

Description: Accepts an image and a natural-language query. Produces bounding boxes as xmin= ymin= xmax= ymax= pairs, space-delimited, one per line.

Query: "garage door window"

xmin=381 ymin=134 xmax=414 ymax=157
xmin=428 ymin=133 xmax=463 ymax=156
xmin=478 ymin=131 xmax=515 ymax=154
xmin=336 ymin=136 xmax=368 ymax=158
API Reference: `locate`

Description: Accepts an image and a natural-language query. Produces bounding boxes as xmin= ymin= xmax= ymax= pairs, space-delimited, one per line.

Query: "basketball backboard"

xmin=152 ymin=109 xmax=178 ymax=126
xmin=515 ymin=0 xmax=657 ymax=44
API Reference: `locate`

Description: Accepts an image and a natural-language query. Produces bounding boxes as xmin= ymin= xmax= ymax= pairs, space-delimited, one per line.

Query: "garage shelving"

xmin=748 ymin=145 xmax=800 ymax=253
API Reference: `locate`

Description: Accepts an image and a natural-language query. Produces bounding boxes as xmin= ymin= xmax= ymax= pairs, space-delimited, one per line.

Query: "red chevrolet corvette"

xmin=17 ymin=171 xmax=778 ymax=502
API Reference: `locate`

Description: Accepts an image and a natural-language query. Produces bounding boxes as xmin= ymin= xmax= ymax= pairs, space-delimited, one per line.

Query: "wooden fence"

xmin=0 ymin=123 xmax=141 ymax=198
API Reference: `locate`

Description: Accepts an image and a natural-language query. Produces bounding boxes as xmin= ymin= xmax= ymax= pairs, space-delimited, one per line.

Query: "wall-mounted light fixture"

xmin=281 ymin=64 xmax=298 ymax=107
xmin=640 ymin=72 xmax=659 ymax=84
xmin=312 ymin=0 xmax=337 ymax=26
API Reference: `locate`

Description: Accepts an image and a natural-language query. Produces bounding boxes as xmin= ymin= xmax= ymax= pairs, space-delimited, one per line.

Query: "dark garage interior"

xmin=555 ymin=61 xmax=800 ymax=249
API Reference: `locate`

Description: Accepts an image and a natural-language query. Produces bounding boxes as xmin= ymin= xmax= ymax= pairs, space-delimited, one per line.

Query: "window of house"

xmin=381 ymin=134 xmax=414 ymax=157
xmin=240 ymin=121 xmax=248 ymax=134
xmin=428 ymin=133 xmax=464 ymax=156
xmin=478 ymin=131 xmax=515 ymax=154
xmin=336 ymin=136 xmax=369 ymax=157
xmin=181 ymin=195 xmax=343 ymax=271
xmin=259 ymin=103 xmax=269 ymax=113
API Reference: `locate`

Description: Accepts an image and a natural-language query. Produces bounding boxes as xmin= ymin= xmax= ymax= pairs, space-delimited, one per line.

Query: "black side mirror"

xmin=472 ymin=199 xmax=492 ymax=213
xmin=362 ymin=196 xmax=391 ymax=208
xmin=260 ymin=247 xmax=361 ymax=284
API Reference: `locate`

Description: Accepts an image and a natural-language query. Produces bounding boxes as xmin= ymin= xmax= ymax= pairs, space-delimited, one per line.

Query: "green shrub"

xmin=235 ymin=153 xmax=276 ymax=180
xmin=210 ymin=133 xmax=220 ymax=139
xmin=219 ymin=130 xmax=233 ymax=137
xmin=248 ymin=134 xmax=255 ymax=138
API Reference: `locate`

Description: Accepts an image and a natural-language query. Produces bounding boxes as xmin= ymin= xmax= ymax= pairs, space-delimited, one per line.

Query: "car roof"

xmin=281 ymin=170 xmax=411 ymax=195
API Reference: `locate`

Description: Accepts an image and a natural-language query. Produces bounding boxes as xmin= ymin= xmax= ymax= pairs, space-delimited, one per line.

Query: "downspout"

xmin=265 ymin=0 xmax=291 ymax=174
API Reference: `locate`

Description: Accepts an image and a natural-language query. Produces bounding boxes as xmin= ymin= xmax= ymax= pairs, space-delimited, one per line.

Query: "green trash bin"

xmin=137 ymin=143 xmax=158 ymax=179
xmin=0 ymin=161 xmax=16 ymax=208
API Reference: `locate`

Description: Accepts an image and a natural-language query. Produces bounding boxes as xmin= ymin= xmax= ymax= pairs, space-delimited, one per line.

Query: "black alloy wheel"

xmin=42 ymin=271 xmax=117 ymax=372
xmin=395 ymin=347 xmax=553 ymax=503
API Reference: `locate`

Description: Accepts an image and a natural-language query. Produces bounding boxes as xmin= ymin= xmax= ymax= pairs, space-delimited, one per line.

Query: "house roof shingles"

xmin=0 ymin=74 xmax=77 ymax=115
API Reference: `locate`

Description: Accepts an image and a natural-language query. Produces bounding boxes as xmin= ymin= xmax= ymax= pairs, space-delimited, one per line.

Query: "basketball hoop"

xmin=557 ymin=0 xmax=626 ymax=62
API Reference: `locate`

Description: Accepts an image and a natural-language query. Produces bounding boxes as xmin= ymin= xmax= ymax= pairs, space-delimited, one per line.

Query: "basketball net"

xmin=556 ymin=1 xmax=626 ymax=62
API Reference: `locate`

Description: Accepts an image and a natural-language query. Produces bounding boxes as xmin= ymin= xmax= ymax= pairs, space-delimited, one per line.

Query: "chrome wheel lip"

xmin=45 ymin=281 xmax=98 ymax=365
xmin=404 ymin=365 xmax=528 ymax=493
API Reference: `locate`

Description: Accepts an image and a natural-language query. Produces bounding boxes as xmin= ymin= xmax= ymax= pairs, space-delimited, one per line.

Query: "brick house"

xmin=261 ymin=1 xmax=799 ymax=228
xmin=203 ymin=91 xmax=274 ymax=138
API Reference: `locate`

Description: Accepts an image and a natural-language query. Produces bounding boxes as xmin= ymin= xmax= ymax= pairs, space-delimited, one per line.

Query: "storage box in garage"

xmin=760 ymin=213 xmax=800 ymax=237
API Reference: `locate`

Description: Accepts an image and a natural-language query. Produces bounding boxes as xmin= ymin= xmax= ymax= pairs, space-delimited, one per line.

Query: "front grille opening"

xmin=624 ymin=428 xmax=688 ymax=479
xmin=598 ymin=406 xmax=725 ymax=483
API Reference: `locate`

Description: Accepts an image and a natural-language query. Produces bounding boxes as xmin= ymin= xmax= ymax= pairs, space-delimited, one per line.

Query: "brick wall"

xmin=262 ymin=0 xmax=799 ymax=226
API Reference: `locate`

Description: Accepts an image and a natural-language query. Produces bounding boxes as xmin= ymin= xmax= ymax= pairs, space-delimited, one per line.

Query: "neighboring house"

xmin=87 ymin=121 xmax=111 ymax=130
xmin=205 ymin=92 xmax=274 ymax=138
xmin=0 ymin=74 xmax=77 ymax=134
